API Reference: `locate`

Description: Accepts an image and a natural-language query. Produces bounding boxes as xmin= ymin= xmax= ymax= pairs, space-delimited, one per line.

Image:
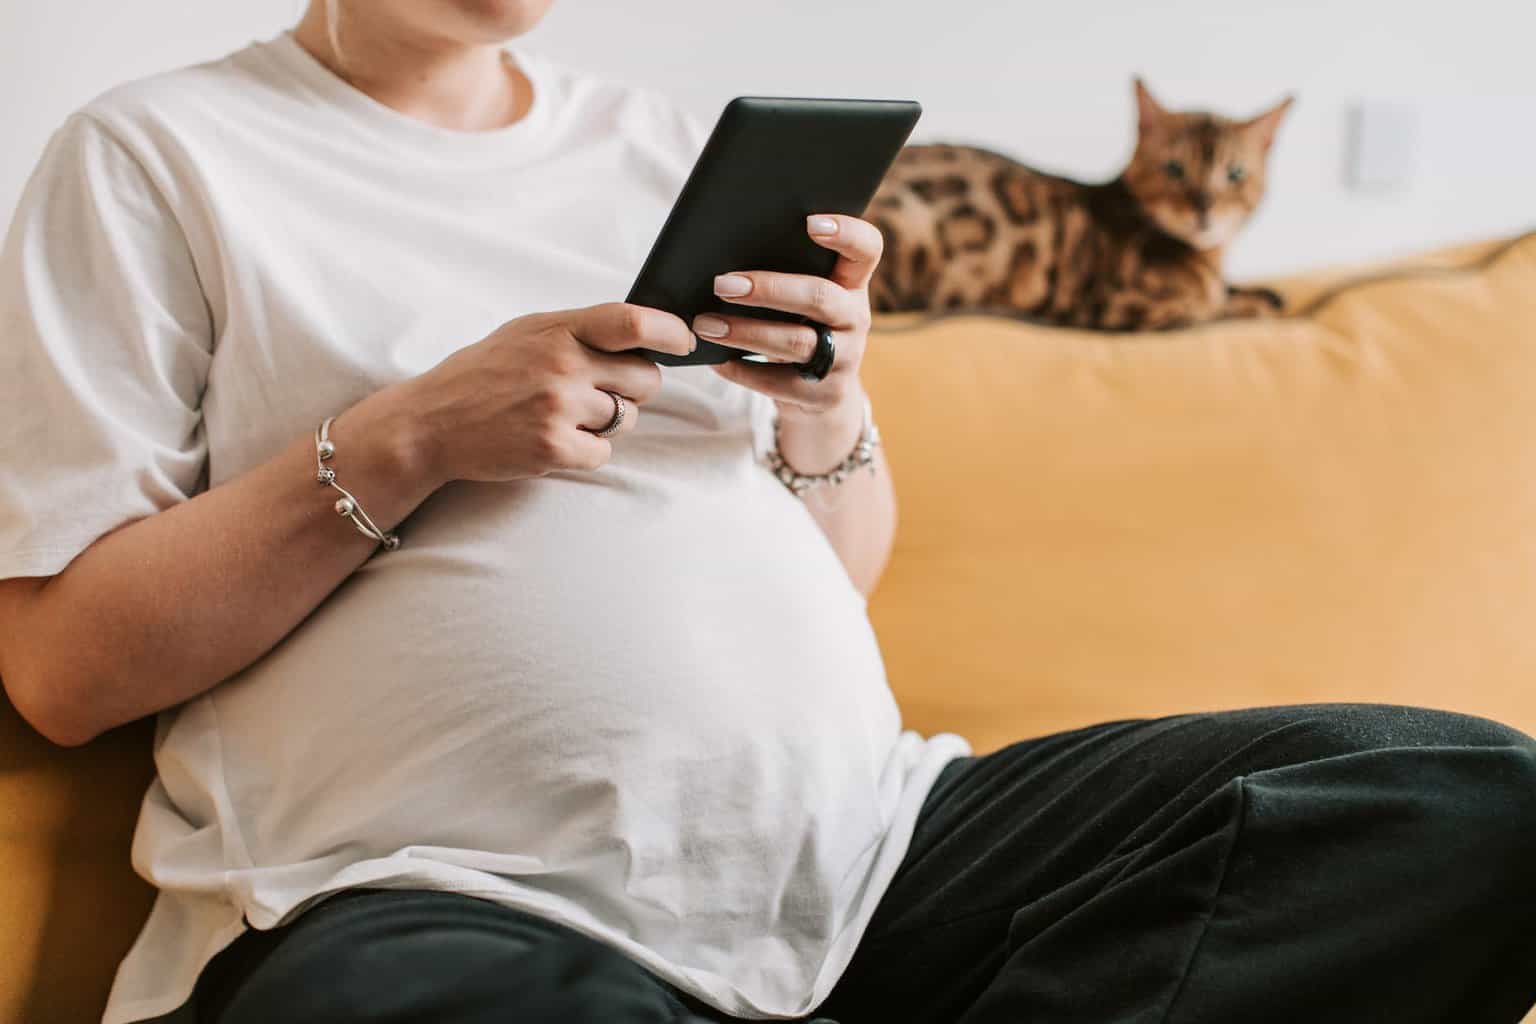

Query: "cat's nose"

xmin=1190 ymin=194 xmax=1212 ymax=227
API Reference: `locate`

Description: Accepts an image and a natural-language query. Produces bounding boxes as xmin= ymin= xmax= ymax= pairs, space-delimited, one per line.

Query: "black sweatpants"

xmin=189 ymin=704 xmax=1536 ymax=1023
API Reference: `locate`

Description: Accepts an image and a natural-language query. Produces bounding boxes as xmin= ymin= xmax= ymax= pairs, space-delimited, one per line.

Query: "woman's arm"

xmin=776 ymin=391 xmax=897 ymax=597
xmin=0 ymin=390 xmax=432 ymax=747
xmin=704 ymin=213 xmax=897 ymax=597
xmin=0 ymin=304 xmax=693 ymax=747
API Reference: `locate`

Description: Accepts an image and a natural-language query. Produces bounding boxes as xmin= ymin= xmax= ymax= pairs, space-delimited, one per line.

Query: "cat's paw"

xmin=1223 ymin=285 xmax=1285 ymax=319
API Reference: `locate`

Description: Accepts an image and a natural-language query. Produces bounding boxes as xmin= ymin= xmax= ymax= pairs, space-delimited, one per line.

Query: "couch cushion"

xmin=864 ymin=233 xmax=1536 ymax=753
xmin=0 ymin=698 xmax=156 ymax=1023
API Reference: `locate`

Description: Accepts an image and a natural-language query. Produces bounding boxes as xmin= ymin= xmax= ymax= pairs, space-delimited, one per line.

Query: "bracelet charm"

xmin=314 ymin=416 xmax=400 ymax=552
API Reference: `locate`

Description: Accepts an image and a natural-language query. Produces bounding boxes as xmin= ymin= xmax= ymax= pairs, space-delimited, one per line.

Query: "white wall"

xmin=3 ymin=0 xmax=1532 ymax=278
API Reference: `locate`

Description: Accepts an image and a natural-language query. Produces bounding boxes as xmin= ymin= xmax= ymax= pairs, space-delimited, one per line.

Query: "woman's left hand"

xmin=697 ymin=214 xmax=881 ymax=438
xmin=701 ymin=214 xmax=893 ymax=586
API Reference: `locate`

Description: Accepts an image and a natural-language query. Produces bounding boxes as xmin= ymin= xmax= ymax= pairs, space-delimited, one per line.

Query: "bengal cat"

xmin=866 ymin=79 xmax=1294 ymax=330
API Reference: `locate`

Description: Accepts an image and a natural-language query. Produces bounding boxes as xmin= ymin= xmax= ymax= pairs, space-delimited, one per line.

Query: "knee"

xmin=1422 ymin=741 xmax=1536 ymax=903
xmin=1262 ymin=703 xmax=1536 ymax=762
xmin=1284 ymin=706 xmax=1536 ymax=888
xmin=1233 ymin=703 xmax=1536 ymax=859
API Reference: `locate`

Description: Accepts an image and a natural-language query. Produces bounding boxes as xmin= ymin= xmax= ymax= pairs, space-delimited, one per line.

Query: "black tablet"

xmin=627 ymin=96 xmax=922 ymax=366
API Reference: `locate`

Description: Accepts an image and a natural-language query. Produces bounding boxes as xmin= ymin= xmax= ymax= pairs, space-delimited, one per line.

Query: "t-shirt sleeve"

xmin=0 ymin=112 xmax=212 ymax=580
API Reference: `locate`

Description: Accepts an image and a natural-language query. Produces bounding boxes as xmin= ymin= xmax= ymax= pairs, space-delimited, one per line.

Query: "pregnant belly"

xmin=195 ymin=466 xmax=900 ymax=923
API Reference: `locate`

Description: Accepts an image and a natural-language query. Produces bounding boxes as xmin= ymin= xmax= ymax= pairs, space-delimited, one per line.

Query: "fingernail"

xmin=694 ymin=314 xmax=729 ymax=338
xmin=808 ymin=215 xmax=838 ymax=236
xmin=714 ymin=274 xmax=752 ymax=298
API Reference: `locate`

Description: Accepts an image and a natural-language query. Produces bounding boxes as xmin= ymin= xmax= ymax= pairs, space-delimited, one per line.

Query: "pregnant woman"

xmin=0 ymin=2 xmax=1532 ymax=1022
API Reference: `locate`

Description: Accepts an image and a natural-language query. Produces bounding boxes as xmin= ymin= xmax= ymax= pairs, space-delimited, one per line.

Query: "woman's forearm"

xmin=803 ymin=446 xmax=896 ymax=597
xmin=776 ymin=387 xmax=897 ymax=597
xmin=0 ymin=384 xmax=441 ymax=746
xmin=0 ymin=302 xmax=699 ymax=746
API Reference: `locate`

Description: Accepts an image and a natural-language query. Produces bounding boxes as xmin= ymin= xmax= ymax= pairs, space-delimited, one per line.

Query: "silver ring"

xmin=592 ymin=389 xmax=626 ymax=438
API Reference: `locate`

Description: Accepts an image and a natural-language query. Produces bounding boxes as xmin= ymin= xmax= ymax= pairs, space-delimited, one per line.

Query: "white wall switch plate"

xmin=1347 ymin=100 xmax=1420 ymax=191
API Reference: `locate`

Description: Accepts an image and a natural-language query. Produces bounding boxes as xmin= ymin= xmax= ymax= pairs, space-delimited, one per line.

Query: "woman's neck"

xmin=290 ymin=8 xmax=532 ymax=133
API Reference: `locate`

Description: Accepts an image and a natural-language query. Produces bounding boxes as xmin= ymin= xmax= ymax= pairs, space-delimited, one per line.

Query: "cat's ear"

xmin=1243 ymin=94 xmax=1295 ymax=153
xmin=1133 ymin=77 xmax=1166 ymax=128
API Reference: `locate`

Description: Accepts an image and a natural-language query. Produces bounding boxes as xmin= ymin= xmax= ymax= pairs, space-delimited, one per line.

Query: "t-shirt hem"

xmin=798 ymin=732 xmax=971 ymax=1010
xmin=103 ymin=733 xmax=971 ymax=1023
xmin=104 ymin=988 xmax=201 ymax=1024
xmin=0 ymin=544 xmax=91 ymax=581
xmin=102 ymin=916 xmax=250 ymax=1024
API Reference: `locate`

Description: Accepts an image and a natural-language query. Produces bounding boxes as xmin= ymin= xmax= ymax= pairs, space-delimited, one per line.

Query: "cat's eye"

xmin=1227 ymin=164 xmax=1247 ymax=184
xmin=1163 ymin=160 xmax=1186 ymax=180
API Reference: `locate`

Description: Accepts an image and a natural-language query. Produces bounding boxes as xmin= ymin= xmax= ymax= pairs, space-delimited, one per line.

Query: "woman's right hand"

xmin=355 ymin=302 xmax=696 ymax=487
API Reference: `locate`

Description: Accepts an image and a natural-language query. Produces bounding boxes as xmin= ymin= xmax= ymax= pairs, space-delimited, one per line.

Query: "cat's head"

xmin=1122 ymin=78 xmax=1293 ymax=251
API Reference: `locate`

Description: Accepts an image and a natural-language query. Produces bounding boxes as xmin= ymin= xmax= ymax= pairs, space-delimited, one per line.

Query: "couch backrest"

xmin=864 ymin=233 xmax=1536 ymax=753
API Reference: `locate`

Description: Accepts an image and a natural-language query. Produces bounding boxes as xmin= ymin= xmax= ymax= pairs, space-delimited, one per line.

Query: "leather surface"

xmin=865 ymin=233 xmax=1536 ymax=753
xmin=0 ymin=707 xmax=155 ymax=1023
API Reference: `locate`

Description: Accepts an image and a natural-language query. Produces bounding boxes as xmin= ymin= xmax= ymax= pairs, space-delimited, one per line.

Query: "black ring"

xmin=798 ymin=326 xmax=836 ymax=382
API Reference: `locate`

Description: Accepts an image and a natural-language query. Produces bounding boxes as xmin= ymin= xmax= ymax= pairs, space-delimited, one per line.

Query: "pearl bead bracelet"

xmin=763 ymin=394 xmax=881 ymax=499
xmin=314 ymin=416 xmax=400 ymax=552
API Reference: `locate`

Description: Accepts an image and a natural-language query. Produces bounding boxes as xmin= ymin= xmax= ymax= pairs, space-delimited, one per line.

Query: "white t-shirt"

xmin=0 ymin=31 xmax=968 ymax=1024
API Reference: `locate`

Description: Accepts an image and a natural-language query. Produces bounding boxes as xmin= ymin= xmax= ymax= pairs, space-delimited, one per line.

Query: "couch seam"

xmin=865 ymin=228 xmax=1536 ymax=337
xmin=1293 ymin=230 xmax=1536 ymax=317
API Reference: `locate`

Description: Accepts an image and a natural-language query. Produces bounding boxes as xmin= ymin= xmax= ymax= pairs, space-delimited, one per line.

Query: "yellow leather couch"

xmin=4 ymin=233 xmax=1534 ymax=1023
xmin=868 ymin=233 xmax=1536 ymax=752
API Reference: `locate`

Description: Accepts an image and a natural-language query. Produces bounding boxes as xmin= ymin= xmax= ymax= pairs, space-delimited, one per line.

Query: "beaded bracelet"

xmin=314 ymin=416 xmax=400 ymax=552
xmin=763 ymin=394 xmax=881 ymax=499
